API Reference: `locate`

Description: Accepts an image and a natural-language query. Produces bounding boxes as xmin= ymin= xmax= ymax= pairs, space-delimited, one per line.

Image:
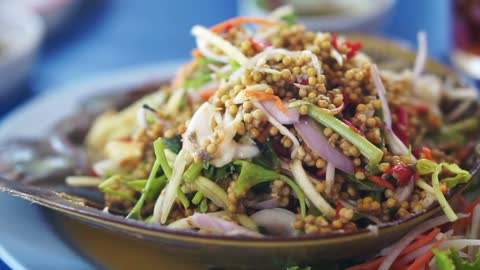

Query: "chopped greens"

xmin=126 ymin=139 xmax=165 ymax=220
xmin=234 ymin=160 xmax=306 ymax=217
xmin=252 ymin=139 xmax=281 ymax=170
xmin=162 ymin=135 xmax=182 ymax=154
xmin=433 ymin=248 xmax=480 ymax=270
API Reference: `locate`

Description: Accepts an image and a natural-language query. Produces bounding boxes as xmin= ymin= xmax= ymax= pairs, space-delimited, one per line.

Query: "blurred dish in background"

xmin=0 ymin=2 xmax=44 ymax=95
xmin=452 ymin=0 xmax=480 ymax=79
xmin=238 ymin=0 xmax=396 ymax=32
xmin=18 ymin=0 xmax=78 ymax=33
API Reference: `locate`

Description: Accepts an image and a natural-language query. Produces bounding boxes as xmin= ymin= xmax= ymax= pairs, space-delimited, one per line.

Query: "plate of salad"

xmin=0 ymin=7 xmax=479 ymax=269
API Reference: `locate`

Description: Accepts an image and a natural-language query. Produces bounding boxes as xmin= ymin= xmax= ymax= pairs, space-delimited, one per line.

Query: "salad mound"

xmin=70 ymin=7 xmax=479 ymax=238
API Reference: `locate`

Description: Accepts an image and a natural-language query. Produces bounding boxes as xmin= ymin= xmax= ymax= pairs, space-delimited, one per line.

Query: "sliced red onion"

xmin=261 ymin=100 xmax=299 ymax=125
xmin=371 ymin=64 xmax=411 ymax=157
xmin=190 ymin=213 xmax=262 ymax=237
xmin=394 ymin=177 xmax=414 ymax=202
xmin=294 ymin=117 xmax=354 ymax=174
xmin=413 ymin=31 xmax=427 ymax=80
xmin=379 ymin=214 xmax=469 ymax=270
xmin=253 ymin=100 xmax=300 ymax=151
xmin=247 ymin=198 xmax=280 ymax=210
xmin=325 ymin=162 xmax=335 ymax=194
xmin=250 ymin=208 xmax=296 ymax=236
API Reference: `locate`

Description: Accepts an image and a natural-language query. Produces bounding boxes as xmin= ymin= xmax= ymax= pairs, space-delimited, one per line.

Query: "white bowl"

xmin=0 ymin=2 xmax=45 ymax=95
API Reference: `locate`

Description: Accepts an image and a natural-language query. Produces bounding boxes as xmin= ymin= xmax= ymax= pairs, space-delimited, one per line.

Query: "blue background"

xmin=0 ymin=0 xmax=452 ymax=268
xmin=1 ymin=0 xmax=451 ymax=118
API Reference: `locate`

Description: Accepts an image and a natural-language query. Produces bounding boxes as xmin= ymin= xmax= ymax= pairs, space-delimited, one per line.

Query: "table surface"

xmin=0 ymin=0 xmax=452 ymax=269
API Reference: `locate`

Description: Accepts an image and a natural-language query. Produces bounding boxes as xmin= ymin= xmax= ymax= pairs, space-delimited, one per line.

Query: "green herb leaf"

xmin=234 ymin=160 xmax=306 ymax=216
xmin=126 ymin=138 xmax=166 ymax=220
xmin=281 ymin=14 xmax=296 ymax=26
xmin=440 ymin=162 xmax=471 ymax=188
xmin=162 ymin=135 xmax=182 ymax=154
xmin=252 ymin=139 xmax=281 ymax=170
xmin=416 ymin=158 xmax=438 ymax=175
xmin=432 ymin=248 xmax=455 ymax=270
xmin=199 ymin=197 xmax=208 ymax=213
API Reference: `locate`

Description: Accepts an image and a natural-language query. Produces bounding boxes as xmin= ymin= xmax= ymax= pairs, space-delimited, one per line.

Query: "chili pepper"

xmin=331 ymin=34 xmax=363 ymax=59
xmin=393 ymin=106 xmax=409 ymax=145
xmin=385 ymin=163 xmax=414 ymax=186
xmin=335 ymin=201 xmax=344 ymax=219
xmin=422 ymin=147 xmax=433 ymax=160
xmin=344 ymin=40 xmax=363 ymax=59
xmin=368 ymin=176 xmax=395 ymax=190
xmin=414 ymin=104 xmax=429 ymax=114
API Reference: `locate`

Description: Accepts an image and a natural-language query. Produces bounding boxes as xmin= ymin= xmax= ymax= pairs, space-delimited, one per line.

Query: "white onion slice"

xmin=290 ymin=159 xmax=335 ymax=217
xmin=294 ymin=117 xmax=354 ymax=174
xmin=325 ymin=162 xmax=335 ymax=194
xmin=261 ymin=100 xmax=299 ymax=124
xmin=379 ymin=214 xmax=468 ymax=270
xmin=191 ymin=25 xmax=248 ymax=66
xmin=92 ymin=159 xmax=117 ymax=177
xmin=413 ymin=31 xmax=427 ymax=80
xmin=394 ymin=176 xmax=414 ymax=202
xmin=371 ymin=64 xmax=412 ymax=157
xmin=367 ymin=224 xmax=379 ymax=236
xmin=196 ymin=38 xmax=229 ymax=63
xmin=251 ymin=208 xmax=296 ymax=236
xmin=190 ymin=213 xmax=261 ymax=237
xmin=441 ymin=239 xmax=480 ymax=251
xmin=468 ymin=205 xmax=480 ymax=258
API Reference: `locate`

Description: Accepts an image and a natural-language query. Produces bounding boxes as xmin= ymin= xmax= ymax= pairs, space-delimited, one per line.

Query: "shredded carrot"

xmin=191 ymin=49 xmax=202 ymax=58
xmin=244 ymin=90 xmax=289 ymax=114
xmin=440 ymin=183 xmax=448 ymax=194
xmin=402 ymin=228 xmax=440 ymax=254
xmin=422 ymin=147 xmax=433 ymax=160
xmin=405 ymin=239 xmax=444 ymax=270
xmin=346 ymin=258 xmax=383 ymax=270
xmin=210 ymin=17 xmax=283 ymax=33
xmin=348 ymin=229 xmax=441 ymax=270
xmin=199 ymin=88 xmax=217 ymax=101
xmin=368 ymin=176 xmax=395 ymax=191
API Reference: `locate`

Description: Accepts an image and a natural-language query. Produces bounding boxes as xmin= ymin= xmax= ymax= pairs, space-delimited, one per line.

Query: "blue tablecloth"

xmin=0 ymin=0 xmax=451 ymax=269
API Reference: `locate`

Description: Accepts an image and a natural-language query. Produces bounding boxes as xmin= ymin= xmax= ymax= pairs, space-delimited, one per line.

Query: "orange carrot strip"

xmin=191 ymin=49 xmax=202 ymax=58
xmin=199 ymin=88 xmax=217 ymax=101
xmin=347 ymin=228 xmax=441 ymax=270
xmin=368 ymin=176 xmax=395 ymax=191
xmin=422 ymin=147 xmax=433 ymax=160
xmin=210 ymin=17 xmax=283 ymax=33
xmin=440 ymin=183 xmax=448 ymax=194
xmin=405 ymin=239 xmax=444 ymax=270
xmin=244 ymin=90 xmax=289 ymax=114
xmin=402 ymin=228 xmax=440 ymax=254
xmin=346 ymin=258 xmax=383 ymax=270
